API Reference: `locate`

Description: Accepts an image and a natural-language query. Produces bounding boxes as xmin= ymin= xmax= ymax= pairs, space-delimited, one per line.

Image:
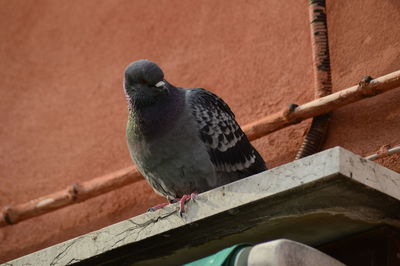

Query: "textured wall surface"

xmin=0 ymin=0 xmax=399 ymax=262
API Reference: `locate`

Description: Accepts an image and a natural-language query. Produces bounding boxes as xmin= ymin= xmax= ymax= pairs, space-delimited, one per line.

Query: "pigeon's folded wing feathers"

xmin=188 ymin=88 xmax=266 ymax=174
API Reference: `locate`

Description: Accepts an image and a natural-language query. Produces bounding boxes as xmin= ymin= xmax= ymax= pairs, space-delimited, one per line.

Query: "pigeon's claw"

xmin=189 ymin=192 xmax=198 ymax=202
xmin=147 ymin=202 xmax=169 ymax=212
xmin=177 ymin=193 xmax=198 ymax=216
xmin=179 ymin=194 xmax=191 ymax=215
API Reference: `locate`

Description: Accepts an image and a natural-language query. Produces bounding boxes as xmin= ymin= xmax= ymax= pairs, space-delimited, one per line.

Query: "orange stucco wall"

xmin=1 ymin=0 xmax=399 ymax=262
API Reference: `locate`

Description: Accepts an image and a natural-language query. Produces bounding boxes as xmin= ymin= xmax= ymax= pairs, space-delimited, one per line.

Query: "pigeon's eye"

xmin=155 ymin=81 xmax=165 ymax=88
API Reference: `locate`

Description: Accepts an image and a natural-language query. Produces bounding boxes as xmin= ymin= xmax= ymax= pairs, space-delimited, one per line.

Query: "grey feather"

xmin=124 ymin=60 xmax=267 ymax=200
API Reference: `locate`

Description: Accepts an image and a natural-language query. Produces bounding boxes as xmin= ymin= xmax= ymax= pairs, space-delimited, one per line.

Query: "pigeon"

xmin=124 ymin=59 xmax=267 ymax=213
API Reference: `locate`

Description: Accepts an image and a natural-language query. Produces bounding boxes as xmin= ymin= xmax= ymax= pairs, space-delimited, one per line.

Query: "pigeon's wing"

xmin=188 ymin=88 xmax=266 ymax=175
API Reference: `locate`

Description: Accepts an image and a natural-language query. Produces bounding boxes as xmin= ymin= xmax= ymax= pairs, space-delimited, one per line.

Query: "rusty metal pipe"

xmin=296 ymin=0 xmax=333 ymax=159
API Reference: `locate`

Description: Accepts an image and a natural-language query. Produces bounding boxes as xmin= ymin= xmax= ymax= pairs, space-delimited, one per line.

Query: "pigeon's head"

xmin=124 ymin=59 xmax=169 ymax=107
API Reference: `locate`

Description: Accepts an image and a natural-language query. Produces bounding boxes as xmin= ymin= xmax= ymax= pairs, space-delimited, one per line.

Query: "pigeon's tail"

xmin=250 ymin=148 xmax=267 ymax=174
xmin=215 ymin=149 xmax=267 ymax=185
xmin=235 ymin=148 xmax=267 ymax=180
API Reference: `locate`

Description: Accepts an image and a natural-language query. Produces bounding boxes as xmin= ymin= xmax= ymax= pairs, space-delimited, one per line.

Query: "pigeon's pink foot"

xmin=147 ymin=202 xmax=169 ymax=212
xmin=177 ymin=192 xmax=198 ymax=216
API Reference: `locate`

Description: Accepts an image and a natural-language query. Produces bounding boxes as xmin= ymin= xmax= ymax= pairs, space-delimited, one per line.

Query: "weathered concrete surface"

xmin=247 ymin=239 xmax=344 ymax=266
xmin=5 ymin=147 xmax=400 ymax=265
xmin=1 ymin=0 xmax=400 ymax=262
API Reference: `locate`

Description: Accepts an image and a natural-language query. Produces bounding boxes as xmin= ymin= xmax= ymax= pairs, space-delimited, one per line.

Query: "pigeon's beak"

xmin=155 ymin=80 xmax=169 ymax=93
xmin=155 ymin=81 xmax=165 ymax=88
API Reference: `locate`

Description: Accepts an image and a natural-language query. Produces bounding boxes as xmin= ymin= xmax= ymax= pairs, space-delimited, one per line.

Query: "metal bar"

xmin=365 ymin=145 xmax=400 ymax=161
xmin=1 ymin=167 xmax=141 ymax=227
xmin=1 ymin=70 xmax=400 ymax=227
xmin=244 ymin=70 xmax=400 ymax=141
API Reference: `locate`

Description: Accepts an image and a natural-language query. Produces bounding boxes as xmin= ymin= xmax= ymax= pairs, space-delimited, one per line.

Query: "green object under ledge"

xmin=184 ymin=244 xmax=253 ymax=266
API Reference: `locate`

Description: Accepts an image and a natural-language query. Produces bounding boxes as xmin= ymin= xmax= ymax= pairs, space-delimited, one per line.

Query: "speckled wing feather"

xmin=188 ymin=88 xmax=266 ymax=174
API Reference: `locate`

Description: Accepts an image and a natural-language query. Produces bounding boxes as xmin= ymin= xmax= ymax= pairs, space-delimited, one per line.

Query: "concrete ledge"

xmin=6 ymin=147 xmax=400 ymax=265
xmin=247 ymin=239 xmax=344 ymax=266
